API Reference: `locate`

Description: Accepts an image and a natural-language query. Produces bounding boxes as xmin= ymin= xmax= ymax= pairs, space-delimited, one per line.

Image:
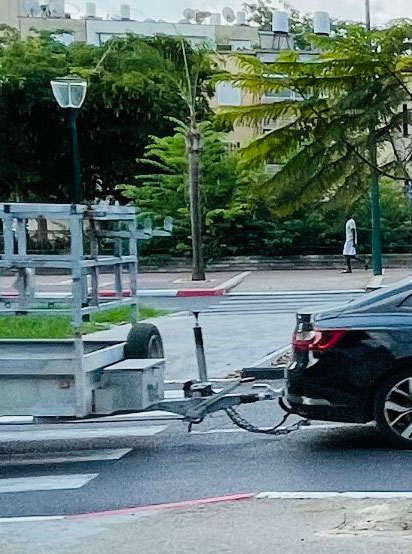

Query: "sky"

xmin=66 ymin=1 xmax=412 ymax=26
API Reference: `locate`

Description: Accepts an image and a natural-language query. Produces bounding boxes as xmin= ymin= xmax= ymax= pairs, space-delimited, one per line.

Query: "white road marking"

xmin=165 ymin=378 xmax=238 ymax=385
xmin=0 ymin=425 xmax=168 ymax=442
xmin=191 ymin=423 xmax=372 ymax=436
xmin=87 ymin=411 xmax=183 ymax=422
xmin=0 ymin=474 xmax=98 ymax=494
xmin=0 ymin=448 xmax=132 ymax=467
xmin=0 ymin=416 xmax=33 ymax=424
xmin=192 ymin=428 xmax=247 ymax=435
xmin=227 ymin=289 xmax=364 ymax=296
xmin=0 ymin=516 xmax=65 ymax=523
xmin=257 ymin=491 xmax=412 ymax=500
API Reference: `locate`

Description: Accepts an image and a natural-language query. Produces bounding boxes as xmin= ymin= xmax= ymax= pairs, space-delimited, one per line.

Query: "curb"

xmin=0 ymin=493 xmax=256 ymax=523
xmin=366 ymin=272 xmax=385 ymax=291
xmin=1 ymin=289 xmax=227 ymax=299
xmin=5 ymin=490 xmax=412 ymax=523
xmin=66 ymin=493 xmax=256 ymax=520
xmin=101 ymin=289 xmax=227 ymax=298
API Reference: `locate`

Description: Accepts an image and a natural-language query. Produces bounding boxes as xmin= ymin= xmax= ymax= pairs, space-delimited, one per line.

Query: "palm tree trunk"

xmin=186 ymin=127 xmax=205 ymax=281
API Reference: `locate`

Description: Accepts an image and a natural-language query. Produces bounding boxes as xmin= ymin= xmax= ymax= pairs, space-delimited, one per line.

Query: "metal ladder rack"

xmin=0 ymin=203 xmax=140 ymax=334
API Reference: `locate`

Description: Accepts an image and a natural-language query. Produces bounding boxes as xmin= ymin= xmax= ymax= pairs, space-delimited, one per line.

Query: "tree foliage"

xmin=118 ymin=122 xmax=259 ymax=257
xmin=218 ymin=23 xmax=412 ymax=216
xmin=0 ymin=28 xmax=214 ymax=202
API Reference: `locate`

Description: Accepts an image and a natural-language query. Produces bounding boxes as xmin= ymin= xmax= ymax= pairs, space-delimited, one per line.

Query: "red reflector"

xmin=293 ymin=329 xmax=346 ymax=352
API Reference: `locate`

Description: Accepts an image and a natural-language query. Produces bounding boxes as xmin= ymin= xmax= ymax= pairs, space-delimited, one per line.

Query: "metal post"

xmin=406 ymin=181 xmax=412 ymax=268
xmin=365 ymin=0 xmax=383 ymax=275
xmin=68 ymin=109 xmax=82 ymax=205
xmin=186 ymin=129 xmax=206 ymax=282
xmin=370 ymin=145 xmax=383 ymax=275
xmin=365 ymin=0 xmax=371 ymax=30
xmin=193 ymin=312 xmax=208 ymax=383
xmin=128 ymin=217 xmax=139 ymax=324
xmin=371 ymin=173 xmax=383 ymax=275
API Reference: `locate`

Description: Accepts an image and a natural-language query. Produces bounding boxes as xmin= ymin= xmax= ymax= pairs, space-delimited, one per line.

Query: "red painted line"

xmin=177 ymin=289 xmax=226 ymax=297
xmin=99 ymin=290 xmax=132 ymax=298
xmin=66 ymin=493 xmax=255 ymax=520
xmin=101 ymin=289 xmax=226 ymax=298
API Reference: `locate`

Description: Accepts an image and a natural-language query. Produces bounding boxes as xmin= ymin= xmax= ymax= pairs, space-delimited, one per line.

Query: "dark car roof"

xmin=314 ymin=277 xmax=412 ymax=323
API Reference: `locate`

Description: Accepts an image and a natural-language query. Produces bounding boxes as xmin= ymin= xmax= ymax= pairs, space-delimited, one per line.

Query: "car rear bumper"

xmin=287 ymin=393 xmax=369 ymax=423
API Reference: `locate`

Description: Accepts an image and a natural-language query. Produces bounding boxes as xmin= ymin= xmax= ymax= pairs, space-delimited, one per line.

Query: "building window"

xmin=216 ymin=44 xmax=233 ymax=52
xmin=229 ymin=40 xmax=251 ymax=51
xmin=51 ymin=32 xmax=75 ymax=46
xmin=216 ymin=83 xmax=241 ymax=106
xmin=226 ymin=141 xmax=242 ymax=151
xmin=97 ymin=33 xmax=124 ymax=45
xmin=264 ymin=89 xmax=293 ymax=100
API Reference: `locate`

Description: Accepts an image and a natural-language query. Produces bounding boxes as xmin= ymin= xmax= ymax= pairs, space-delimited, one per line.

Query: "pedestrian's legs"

xmin=352 ymin=255 xmax=369 ymax=270
xmin=345 ymin=256 xmax=352 ymax=272
xmin=352 ymin=255 xmax=365 ymax=264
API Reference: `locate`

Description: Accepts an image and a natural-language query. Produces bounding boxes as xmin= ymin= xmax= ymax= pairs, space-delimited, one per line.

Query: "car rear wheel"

xmin=374 ymin=369 xmax=412 ymax=449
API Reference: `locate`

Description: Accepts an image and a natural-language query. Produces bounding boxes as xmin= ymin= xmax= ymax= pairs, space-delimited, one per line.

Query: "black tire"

xmin=374 ymin=368 xmax=412 ymax=449
xmin=124 ymin=323 xmax=164 ymax=359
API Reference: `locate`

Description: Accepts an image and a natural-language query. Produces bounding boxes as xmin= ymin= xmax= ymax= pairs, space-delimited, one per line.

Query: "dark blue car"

xmin=287 ymin=278 xmax=412 ymax=448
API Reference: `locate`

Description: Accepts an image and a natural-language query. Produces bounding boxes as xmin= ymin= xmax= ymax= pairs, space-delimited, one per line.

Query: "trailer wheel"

xmin=125 ymin=323 xmax=164 ymax=359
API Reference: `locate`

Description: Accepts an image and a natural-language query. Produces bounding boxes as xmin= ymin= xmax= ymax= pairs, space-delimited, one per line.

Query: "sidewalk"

xmin=1 ymin=268 xmax=410 ymax=298
xmin=2 ymin=496 xmax=412 ymax=553
xmin=231 ymin=267 xmax=411 ymax=293
xmin=0 ymin=271 xmax=250 ymax=298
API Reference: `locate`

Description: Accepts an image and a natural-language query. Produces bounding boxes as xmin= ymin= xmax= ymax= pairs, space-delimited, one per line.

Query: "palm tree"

xmin=171 ymin=38 xmax=215 ymax=281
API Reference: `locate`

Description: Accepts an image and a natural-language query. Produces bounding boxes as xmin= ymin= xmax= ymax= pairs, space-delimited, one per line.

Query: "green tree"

xmin=0 ymin=29 xmax=213 ymax=202
xmin=118 ymin=122 xmax=257 ymax=258
xmin=218 ymin=23 xmax=412 ymax=229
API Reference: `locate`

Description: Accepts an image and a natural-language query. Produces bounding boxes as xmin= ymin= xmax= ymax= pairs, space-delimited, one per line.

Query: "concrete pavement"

xmin=2 ymin=497 xmax=412 ymax=553
xmin=0 ymin=268 xmax=411 ymax=296
xmin=88 ymin=311 xmax=295 ymax=380
xmin=232 ymin=267 xmax=411 ymax=293
xmin=1 ymin=267 xmax=410 ymax=297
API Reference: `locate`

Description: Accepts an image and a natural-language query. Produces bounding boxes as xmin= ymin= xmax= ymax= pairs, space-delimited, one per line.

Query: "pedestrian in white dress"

xmin=342 ymin=215 xmax=369 ymax=273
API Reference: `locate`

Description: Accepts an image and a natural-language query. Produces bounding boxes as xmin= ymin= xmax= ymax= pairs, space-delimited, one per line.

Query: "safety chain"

xmin=224 ymin=407 xmax=311 ymax=436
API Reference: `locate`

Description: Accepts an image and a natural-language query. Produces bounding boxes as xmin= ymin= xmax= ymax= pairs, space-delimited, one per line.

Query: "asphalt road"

xmin=1 ymin=397 xmax=411 ymax=518
xmin=0 ymin=290 xmax=404 ymax=520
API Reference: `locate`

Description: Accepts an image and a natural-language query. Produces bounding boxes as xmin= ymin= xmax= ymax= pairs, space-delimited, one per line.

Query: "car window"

xmin=399 ymin=294 xmax=412 ymax=309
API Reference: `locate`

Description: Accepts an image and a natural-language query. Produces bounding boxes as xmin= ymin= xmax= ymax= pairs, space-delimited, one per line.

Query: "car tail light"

xmin=293 ymin=329 xmax=347 ymax=352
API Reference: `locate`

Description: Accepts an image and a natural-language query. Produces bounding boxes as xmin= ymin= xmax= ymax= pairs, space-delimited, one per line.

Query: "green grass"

xmin=0 ymin=305 xmax=169 ymax=340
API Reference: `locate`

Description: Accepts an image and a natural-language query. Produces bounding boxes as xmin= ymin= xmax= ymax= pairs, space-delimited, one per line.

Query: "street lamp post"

xmin=365 ymin=0 xmax=371 ymax=30
xmin=50 ymin=76 xmax=88 ymax=204
xmin=365 ymin=0 xmax=383 ymax=275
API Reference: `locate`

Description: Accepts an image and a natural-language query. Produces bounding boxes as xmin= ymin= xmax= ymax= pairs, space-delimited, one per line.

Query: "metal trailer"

xmin=0 ymin=203 xmax=289 ymax=431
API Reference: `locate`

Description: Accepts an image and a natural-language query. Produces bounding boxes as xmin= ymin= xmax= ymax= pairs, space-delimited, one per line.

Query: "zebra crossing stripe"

xmin=0 ymin=448 xmax=132 ymax=467
xmin=0 ymin=474 xmax=98 ymax=494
